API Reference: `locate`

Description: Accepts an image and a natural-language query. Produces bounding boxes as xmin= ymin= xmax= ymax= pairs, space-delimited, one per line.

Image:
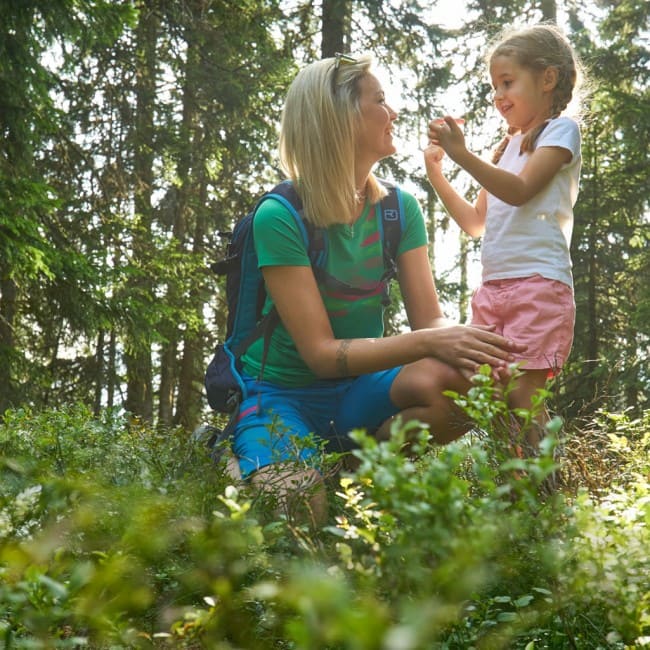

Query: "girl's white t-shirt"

xmin=482 ymin=116 xmax=582 ymax=288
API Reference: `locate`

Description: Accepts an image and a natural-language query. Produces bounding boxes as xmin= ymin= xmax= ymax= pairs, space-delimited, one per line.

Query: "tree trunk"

xmin=107 ymin=327 xmax=117 ymax=409
xmin=175 ymin=158 xmax=209 ymax=432
xmin=158 ymin=0 xmax=203 ymax=428
xmin=158 ymin=343 xmax=176 ymax=427
xmin=540 ymin=0 xmax=557 ymax=23
xmin=0 ymin=275 xmax=17 ymax=415
xmin=321 ymin=0 xmax=351 ymax=57
xmin=93 ymin=329 xmax=105 ymax=416
xmin=586 ymin=138 xmax=599 ymax=363
xmin=425 ymin=190 xmax=436 ymax=270
xmin=125 ymin=1 xmax=158 ymax=421
xmin=458 ymin=234 xmax=469 ymax=324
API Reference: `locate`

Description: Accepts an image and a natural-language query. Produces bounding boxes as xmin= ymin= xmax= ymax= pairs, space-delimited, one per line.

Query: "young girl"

xmin=425 ymin=23 xmax=584 ymax=451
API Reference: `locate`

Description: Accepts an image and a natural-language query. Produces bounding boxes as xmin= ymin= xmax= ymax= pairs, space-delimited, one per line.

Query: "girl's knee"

xmin=508 ymin=368 xmax=550 ymax=410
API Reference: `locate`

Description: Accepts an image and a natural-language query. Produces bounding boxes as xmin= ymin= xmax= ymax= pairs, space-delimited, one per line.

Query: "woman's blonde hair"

xmin=279 ymin=54 xmax=387 ymax=227
xmin=488 ymin=23 xmax=585 ymax=163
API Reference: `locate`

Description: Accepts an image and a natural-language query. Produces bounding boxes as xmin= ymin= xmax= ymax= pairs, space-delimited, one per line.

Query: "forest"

xmin=0 ymin=0 xmax=649 ymax=647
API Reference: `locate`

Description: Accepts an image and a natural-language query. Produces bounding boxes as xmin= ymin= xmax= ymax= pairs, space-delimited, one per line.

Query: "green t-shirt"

xmin=241 ymin=188 xmax=428 ymax=386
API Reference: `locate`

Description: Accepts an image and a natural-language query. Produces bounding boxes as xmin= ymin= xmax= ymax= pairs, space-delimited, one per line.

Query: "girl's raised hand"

xmin=423 ymin=142 xmax=445 ymax=178
xmin=428 ymin=116 xmax=466 ymax=156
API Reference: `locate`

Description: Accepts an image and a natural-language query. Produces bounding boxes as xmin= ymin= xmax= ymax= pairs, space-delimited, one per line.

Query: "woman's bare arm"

xmin=262 ymin=256 xmax=525 ymax=379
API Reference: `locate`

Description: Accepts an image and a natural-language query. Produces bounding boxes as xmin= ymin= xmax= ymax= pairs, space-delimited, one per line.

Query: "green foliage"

xmin=1 ymin=0 xmax=647 ymax=429
xmin=1 ymin=384 xmax=649 ymax=647
xmin=564 ymin=0 xmax=650 ymax=419
xmin=563 ymin=480 xmax=650 ymax=646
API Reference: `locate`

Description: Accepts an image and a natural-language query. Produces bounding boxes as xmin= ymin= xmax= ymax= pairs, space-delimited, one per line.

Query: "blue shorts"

xmin=232 ymin=369 xmax=402 ymax=479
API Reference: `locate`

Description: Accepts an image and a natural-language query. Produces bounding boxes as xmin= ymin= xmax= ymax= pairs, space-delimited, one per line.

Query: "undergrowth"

xmin=0 ymin=373 xmax=648 ymax=648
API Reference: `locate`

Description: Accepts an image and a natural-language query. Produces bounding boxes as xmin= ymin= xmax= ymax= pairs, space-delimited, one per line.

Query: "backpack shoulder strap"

xmin=377 ymin=178 xmax=404 ymax=280
xmin=263 ymin=181 xmax=327 ymax=267
xmin=227 ymin=183 xmax=305 ymax=358
xmin=261 ymin=179 xmax=404 ymax=275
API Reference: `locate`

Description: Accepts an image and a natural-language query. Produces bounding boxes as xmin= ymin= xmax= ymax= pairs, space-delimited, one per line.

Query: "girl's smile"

xmin=490 ymin=55 xmax=554 ymax=133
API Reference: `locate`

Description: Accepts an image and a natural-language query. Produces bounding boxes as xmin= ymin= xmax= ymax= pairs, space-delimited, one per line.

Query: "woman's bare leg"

xmin=383 ymin=358 xmax=473 ymax=443
xmin=251 ymin=465 xmax=328 ymax=528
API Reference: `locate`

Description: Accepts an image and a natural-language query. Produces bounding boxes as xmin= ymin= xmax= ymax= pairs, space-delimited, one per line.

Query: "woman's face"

xmin=355 ymin=73 xmax=398 ymax=165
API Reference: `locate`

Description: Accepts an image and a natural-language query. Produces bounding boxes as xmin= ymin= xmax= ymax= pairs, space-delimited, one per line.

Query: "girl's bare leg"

xmin=507 ymin=368 xmax=551 ymax=453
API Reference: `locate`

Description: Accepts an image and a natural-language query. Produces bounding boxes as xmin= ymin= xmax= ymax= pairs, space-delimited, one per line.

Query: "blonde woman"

xmin=233 ymin=54 xmax=525 ymax=524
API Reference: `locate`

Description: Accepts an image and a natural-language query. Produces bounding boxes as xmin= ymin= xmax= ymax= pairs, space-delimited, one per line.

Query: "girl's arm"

xmin=262 ymin=252 xmax=525 ymax=380
xmin=424 ymin=144 xmax=487 ymax=237
xmin=429 ymin=116 xmax=572 ymax=206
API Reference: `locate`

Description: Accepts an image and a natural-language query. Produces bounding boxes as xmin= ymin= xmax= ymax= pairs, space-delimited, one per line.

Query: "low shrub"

xmin=0 ymin=392 xmax=648 ymax=648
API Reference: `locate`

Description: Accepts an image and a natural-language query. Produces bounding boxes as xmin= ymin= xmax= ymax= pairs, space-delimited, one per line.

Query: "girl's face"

xmin=489 ymin=54 xmax=554 ymax=133
xmin=355 ymin=73 xmax=398 ymax=165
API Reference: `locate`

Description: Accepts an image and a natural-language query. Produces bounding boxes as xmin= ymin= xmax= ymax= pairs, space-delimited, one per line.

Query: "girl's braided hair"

xmin=488 ymin=23 xmax=583 ymax=164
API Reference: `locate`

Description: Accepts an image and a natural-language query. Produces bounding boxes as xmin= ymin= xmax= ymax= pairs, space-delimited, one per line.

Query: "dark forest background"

xmin=1 ymin=0 xmax=648 ymax=432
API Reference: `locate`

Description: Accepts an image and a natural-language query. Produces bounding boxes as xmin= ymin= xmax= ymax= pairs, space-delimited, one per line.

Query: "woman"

xmin=231 ymin=53 xmax=525 ymax=524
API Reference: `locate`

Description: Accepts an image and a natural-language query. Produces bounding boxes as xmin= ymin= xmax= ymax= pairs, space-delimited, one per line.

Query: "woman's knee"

xmin=391 ymin=358 xmax=469 ymax=407
xmin=389 ymin=359 xmax=472 ymax=442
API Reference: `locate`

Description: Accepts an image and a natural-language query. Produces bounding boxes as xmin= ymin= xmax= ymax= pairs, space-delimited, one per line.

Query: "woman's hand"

xmin=422 ymin=323 xmax=526 ymax=380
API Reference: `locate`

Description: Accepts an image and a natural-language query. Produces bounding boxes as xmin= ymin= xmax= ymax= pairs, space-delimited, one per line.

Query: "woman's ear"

xmin=543 ymin=66 xmax=559 ymax=91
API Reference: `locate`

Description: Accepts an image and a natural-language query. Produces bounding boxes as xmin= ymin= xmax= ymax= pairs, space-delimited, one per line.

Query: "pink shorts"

xmin=471 ymin=275 xmax=575 ymax=372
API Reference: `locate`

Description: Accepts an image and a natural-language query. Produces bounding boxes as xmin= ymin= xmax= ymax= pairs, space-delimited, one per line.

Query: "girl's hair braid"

xmin=488 ymin=23 xmax=583 ymax=164
xmin=491 ymin=126 xmax=517 ymax=164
